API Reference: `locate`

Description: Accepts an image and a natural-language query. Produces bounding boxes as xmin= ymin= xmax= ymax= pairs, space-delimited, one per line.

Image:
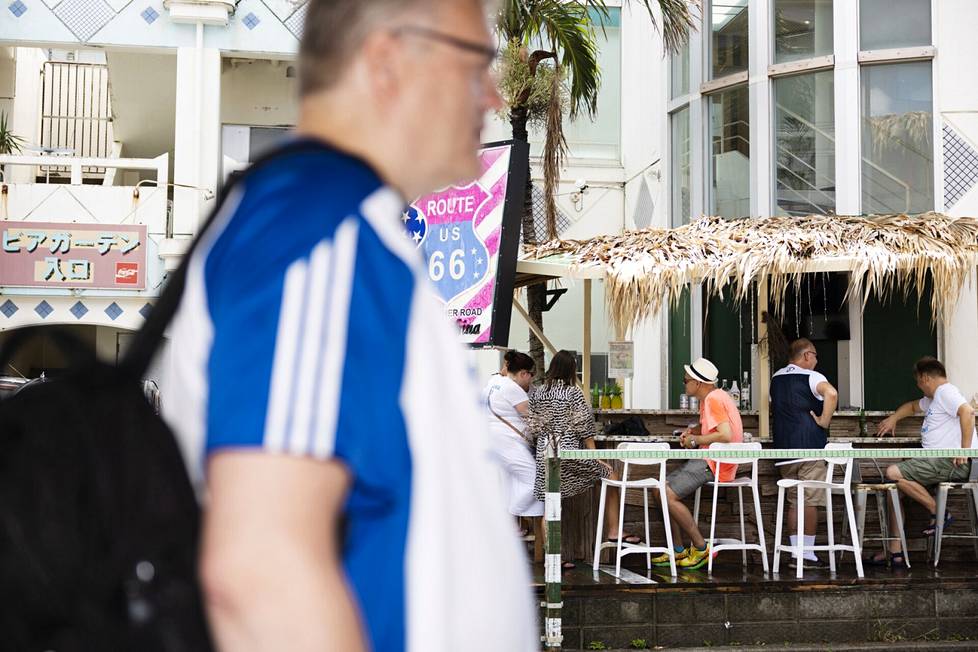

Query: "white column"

xmin=835 ymin=2 xmax=863 ymax=407
xmin=833 ymin=0 xmax=860 ymax=216
xmin=172 ymin=45 xmax=221 ymax=238
xmin=945 ymin=270 xmax=978 ymax=402
xmin=688 ymin=21 xmax=705 ymax=220
xmin=748 ymin=0 xmax=772 ymax=218
xmin=9 ymin=47 xmax=45 ymax=184
xmin=631 ymin=312 xmax=662 ymax=408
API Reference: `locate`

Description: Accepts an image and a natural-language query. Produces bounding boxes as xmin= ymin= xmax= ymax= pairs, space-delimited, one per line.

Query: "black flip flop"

xmin=605 ymin=534 xmax=642 ymax=545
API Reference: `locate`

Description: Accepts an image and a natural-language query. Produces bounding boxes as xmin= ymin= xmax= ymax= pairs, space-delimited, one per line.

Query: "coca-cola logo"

xmin=115 ymin=262 xmax=139 ymax=285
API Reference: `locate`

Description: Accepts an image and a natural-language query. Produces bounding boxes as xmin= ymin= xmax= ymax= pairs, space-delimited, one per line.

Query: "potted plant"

xmin=0 ymin=111 xmax=25 ymax=155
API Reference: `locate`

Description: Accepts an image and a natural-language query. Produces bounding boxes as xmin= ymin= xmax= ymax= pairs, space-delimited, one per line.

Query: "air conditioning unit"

xmin=163 ymin=0 xmax=237 ymax=26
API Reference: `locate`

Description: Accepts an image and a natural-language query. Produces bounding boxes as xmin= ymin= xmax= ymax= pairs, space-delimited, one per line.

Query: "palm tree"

xmin=496 ymin=0 xmax=697 ymax=375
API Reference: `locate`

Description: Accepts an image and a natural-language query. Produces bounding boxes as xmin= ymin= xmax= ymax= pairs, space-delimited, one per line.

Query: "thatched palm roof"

xmin=524 ymin=213 xmax=978 ymax=332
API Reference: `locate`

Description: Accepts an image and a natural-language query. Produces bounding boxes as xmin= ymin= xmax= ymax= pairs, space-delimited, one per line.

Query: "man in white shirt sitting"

xmin=875 ymin=357 xmax=976 ymax=565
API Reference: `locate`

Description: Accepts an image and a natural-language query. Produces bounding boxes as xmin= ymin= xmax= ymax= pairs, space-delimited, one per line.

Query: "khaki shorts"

xmin=779 ymin=460 xmax=828 ymax=507
xmin=896 ymin=457 xmax=972 ymax=487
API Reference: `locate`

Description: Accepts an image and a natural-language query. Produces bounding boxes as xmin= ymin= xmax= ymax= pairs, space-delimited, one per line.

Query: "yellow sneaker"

xmin=678 ymin=544 xmax=711 ymax=569
xmin=650 ymin=547 xmax=687 ymax=566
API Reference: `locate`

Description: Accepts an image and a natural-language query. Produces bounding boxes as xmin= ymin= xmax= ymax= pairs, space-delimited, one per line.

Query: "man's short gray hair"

xmin=298 ymin=0 xmax=492 ymax=97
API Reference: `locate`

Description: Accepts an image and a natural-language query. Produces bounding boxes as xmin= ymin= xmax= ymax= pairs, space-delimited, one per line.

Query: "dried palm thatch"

xmin=525 ymin=213 xmax=978 ymax=334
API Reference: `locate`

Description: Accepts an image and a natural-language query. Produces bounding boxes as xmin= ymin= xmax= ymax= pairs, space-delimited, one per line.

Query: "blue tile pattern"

xmin=53 ymin=0 xmax=116 ymax=42
xmin=139 ymin=302 xmax=154 ymax=320
xmin=0 ymin=300 xmax=18 ymax=318
xmin=243 ymin=12 xmax=260 ymax=29
xmin=943 ymin=123 xmax=978 ymax=209
xmin=105 ymin=302 xmax=123 ymax=321
xmin=70 ymin=301 xmax=89 ymax=319
xmin=284 ymin=3 xmax=306 ymax=38
xmin=35 ymin=301 xmax=54 ymax=319
xmin=141 ymin=6 xmax=159 ymax=24
xmin=8 ymin=1 xmax=26 ymax=18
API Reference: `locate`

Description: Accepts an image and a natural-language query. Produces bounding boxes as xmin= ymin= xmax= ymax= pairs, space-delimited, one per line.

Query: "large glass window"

xmin=859 ymin=0 xmax=931 ymax=51
xmin=709 ymin=85 xmax=750 ymax=218
xmin=670 ymin=108 xmax=691 ymax=226
xmin=774 ymin=71 xmax=835 ymax=216
xmin=860 ymin=62 xmax=934 ymax=214
xmin=774 ymin=0 xmax=834 ymax=63
xmin=560 ymin=8 xmax=621 ymax=159
xmin=670 ymin=43 xmax=690 ymax=99
xmin=711 ymin=0 xmax=748 ymax=79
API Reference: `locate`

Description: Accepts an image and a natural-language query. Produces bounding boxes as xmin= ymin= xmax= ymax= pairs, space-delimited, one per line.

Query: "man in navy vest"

xmin=770 ymin=338 xmax=839 ymax=567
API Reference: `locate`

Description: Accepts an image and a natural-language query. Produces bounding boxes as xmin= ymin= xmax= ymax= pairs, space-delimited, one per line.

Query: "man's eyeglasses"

xmin=804 ymin=350 xmax=818 ymax=357
xmin=392 ymin=25 xmax=498 ymax=66
xmin=684 ymin=377 xmax=697 ymax=385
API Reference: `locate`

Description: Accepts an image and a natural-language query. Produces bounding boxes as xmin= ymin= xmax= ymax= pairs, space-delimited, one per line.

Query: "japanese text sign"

xmin=0 ymin=222 xmax=147 ymax=289
xmin=405 ymin=141 xmax=527 ymax=346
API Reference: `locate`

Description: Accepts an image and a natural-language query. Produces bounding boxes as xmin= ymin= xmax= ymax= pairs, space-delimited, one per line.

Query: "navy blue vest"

xmin=770 ymin=366 xmax=827 ymax=449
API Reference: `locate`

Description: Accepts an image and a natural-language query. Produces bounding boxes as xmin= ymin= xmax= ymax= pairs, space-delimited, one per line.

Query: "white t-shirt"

xmin=772 ymin=364 xmax=828 ymax=400
xmin=919 ymin=382 xmax=978 ymax=449
xmin=483 ymin=374 xmax=529 ymax=440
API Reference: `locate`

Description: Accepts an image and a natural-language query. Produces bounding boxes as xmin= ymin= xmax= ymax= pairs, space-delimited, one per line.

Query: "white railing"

xmin=0 ymin=153 xmax=168 ymax=188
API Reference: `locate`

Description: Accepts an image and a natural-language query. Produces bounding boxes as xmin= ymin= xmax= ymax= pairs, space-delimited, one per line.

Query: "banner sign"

xmin=406 ymin=141 xmax=528 ymax=346
xmin=0 ymin=221 xmax=147 ymax=290
xmin=608 ymin=341 xmax=634 ymax=379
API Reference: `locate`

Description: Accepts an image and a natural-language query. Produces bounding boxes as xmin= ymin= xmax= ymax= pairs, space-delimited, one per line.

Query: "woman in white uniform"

xmin=484 ymin=351 xmax=544 ymax=535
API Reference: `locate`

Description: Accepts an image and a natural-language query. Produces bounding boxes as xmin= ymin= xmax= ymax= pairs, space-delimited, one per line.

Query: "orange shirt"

xmin=699 ymin=388 xmax=744 ymax=482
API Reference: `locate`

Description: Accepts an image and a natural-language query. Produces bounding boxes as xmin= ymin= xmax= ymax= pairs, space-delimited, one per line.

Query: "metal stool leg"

xmin=796 ymin=487 xmax=806 ymax=579
xmin=970 ymin=487 xmax=978 ymax=561
xmin=738 ymin=486 xmax=747 ymax=568
xmin=708 ymin=480 xmax=720 ymax=574
xmin=773 ymin=486 xmax=786 ymax=574
xmin=642 ymin=487 xmax=651 ymax=570
xmin=659 ymin=480 xmax=677 ymax=577
xmin=753 ymin=482 xmax=769 ymax=573
xmin=875 ymin=490 xmax=889 ymax=560
xmin=934 ymin=485 xmax=950 ymax=568
xmin=593 ymin=481 xmax=608 ymax=571
xmin=889 ymin=488 xmax=909 ymax=567
xmin=845 ymin=489 xmax=864 ymax=578
xmin=826 ymin=487 xmax=836 ymax=573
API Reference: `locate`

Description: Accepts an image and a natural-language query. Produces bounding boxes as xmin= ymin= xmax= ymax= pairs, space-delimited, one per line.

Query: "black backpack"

xmin=0 ymin=140 xmax=329 ymax=651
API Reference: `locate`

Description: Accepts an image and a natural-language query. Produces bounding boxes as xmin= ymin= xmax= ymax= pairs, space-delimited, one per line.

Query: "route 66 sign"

xmin=404 ymin=142 xmax=528 ymax=346
xmin=412 ymin=182 xmax=491 ymax=305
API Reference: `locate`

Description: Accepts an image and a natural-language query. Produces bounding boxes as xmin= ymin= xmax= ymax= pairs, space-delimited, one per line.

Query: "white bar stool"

xmin=852 ymin=483 xmax=910 ymax=567
xmin=773 ymin=442 xmax=864 ymax=579
xmin=931 ymin=463 xmax=978 ymax=566
xmin=690 ymin=441 xmax=768 ymax=574
xmin=592 ymin=442 xmax=677 ymax=577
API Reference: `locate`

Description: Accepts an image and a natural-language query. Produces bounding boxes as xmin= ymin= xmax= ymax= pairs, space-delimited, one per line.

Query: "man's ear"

xmin=359 ymin=29 xmax=402 ymax=102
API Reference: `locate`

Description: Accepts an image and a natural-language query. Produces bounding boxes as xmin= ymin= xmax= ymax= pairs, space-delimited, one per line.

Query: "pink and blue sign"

xmin=406 ymin=141 xmax=527 ymax=346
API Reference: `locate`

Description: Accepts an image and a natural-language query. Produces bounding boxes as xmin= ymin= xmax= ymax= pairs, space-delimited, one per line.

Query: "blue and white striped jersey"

xmin=164 ymin=142 xmax=536 ymax=652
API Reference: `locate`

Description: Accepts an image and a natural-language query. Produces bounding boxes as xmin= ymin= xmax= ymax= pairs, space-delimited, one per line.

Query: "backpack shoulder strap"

xmin=120 ymin=138 xmax=334 ymax=379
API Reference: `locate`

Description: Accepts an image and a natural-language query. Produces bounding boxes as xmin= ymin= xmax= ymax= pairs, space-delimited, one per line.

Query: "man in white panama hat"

xmin=652 ymin=357 xmax=744 ymax=570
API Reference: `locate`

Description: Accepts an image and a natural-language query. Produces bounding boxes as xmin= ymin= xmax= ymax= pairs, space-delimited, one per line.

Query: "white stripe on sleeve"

xmin=287 ymin=240 xmax=333 ymax=455
xmin=311 ymin=218 xmax=359 ymax=458
xmin=264 ymin=258 xmax=309 ymax=453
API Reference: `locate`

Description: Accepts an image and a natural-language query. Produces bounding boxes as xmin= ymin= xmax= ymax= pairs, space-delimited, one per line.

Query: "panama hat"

xmin=684 ymin=358 xmax=719 ymax=385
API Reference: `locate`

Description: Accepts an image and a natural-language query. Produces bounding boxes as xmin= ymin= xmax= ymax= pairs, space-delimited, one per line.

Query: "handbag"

xmin=487 ymin=388 xmax=535 ymax=449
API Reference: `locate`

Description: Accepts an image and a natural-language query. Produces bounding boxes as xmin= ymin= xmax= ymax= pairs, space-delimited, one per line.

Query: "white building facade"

xmin=1 ymin=0 xmax=975 ymax=411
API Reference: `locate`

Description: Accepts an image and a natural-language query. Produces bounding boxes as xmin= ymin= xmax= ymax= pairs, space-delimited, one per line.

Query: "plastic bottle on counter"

xmin=741 ymin=371 xmax=751 ymax=411
xmin=679 ymin=393 xmax=689 ymax=410
xmin=858 ymin=407 xmax=868 ymax=437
